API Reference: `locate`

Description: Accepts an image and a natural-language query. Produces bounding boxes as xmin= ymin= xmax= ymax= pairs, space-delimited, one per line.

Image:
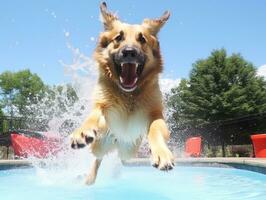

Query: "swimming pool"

xmin=1 ymin=166 xmax=266 ymax=200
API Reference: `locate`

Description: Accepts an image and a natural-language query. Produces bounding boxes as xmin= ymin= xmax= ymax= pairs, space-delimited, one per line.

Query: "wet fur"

xmin=71 ymin=2 xmax=174 ymax=185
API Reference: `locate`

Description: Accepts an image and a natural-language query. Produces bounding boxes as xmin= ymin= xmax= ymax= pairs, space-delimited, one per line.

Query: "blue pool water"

xmin=0 ymin=166 xmax=266 ymax=200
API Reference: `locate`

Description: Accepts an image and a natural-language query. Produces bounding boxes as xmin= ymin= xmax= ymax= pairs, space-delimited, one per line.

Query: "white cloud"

xmin=257 ymin=65 xmax=266 ymax=78
xmin=159 ymin=78 xmax=181 ymax=94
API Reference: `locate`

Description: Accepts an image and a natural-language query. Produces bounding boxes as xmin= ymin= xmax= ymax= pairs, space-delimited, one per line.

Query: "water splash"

xmin=26 ymin=38 xmax=123 ymax=185
xmin=30 ymin=148 xmax=92 ymax=186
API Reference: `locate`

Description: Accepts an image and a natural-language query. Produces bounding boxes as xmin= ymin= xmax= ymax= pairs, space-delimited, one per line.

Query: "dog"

xmin=70 ymin=2 xmax=174 ymax=185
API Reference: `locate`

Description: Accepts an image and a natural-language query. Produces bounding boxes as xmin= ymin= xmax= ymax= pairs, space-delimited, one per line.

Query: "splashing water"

xmin=25 ymin=34 xmax=180 ymax=185
xmin=25 ymin=39 xmax=121 ymax=185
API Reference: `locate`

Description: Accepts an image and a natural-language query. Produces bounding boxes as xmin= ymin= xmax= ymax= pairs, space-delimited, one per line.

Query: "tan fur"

xmin=71 ymin=2 xmax=174 ymax=185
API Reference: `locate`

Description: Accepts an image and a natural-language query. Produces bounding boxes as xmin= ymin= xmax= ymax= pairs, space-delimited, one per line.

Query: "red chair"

xmin=185 ymin=136 xmax=202 ymax=157
xmin=251 ymin=134 xmax=266 ymax=158
xmin=11 ymin=131 xmax=61 ymax=158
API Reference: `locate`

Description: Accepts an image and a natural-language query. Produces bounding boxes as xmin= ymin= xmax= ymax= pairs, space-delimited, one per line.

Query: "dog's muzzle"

xmin=114 ymin=46 xmax=145 ymax=92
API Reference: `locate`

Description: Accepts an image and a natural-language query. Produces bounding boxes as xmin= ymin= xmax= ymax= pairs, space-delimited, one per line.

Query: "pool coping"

xmin=1 ymin=158 xmax=266 ymax=174
xmin=125 ymin=158 xmax=266 ymax=174
xmin=0 ymin=160 xmax=31 ymax=170
xmin=126 ymin=157 xmax=266 ymax=167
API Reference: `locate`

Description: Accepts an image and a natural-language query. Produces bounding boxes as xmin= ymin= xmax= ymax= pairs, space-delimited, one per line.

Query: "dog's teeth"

xmin=133 ymin=78 xmax=138 ymax=85
xmin=135 ymin=64 xmax=139 ymax=72
xmin=119 ymin=76 xmax=124 ymax=83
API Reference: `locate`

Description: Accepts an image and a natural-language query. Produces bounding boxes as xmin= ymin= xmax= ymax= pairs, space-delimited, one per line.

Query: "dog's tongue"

xmin=120 ymin=63 xmax=137 ymax=87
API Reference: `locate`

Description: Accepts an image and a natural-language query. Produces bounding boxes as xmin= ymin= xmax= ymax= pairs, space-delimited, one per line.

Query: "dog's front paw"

xmin=151 ymin=146 xmax=174 ymax=171
xmin=70 ymin=128 xmax=97 ymax=149
xmin=85 ymin=173 xmax=96 ymax=185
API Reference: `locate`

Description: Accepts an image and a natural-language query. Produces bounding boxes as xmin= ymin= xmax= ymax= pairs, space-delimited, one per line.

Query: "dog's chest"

xmin=105 ymin=108 xmax=149 ymax=144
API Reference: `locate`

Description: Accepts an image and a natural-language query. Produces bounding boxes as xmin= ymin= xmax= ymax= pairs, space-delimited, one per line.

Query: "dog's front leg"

xmin=70 ymin=106 xmax=106 ymax=149
xmin=148 ymin=113 xmax=174 ymax=170
xmin=70 ymin=106 xmax=106 ymax=186
xmin=85 ymin=158 xmax=102 ymax=185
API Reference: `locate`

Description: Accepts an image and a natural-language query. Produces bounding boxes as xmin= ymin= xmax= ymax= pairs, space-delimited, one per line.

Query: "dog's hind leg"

xmin=85 ymin=158 xmax=102 ymax=185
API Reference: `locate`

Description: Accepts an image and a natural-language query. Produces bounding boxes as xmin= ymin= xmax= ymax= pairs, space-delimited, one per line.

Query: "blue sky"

xmin=0 ymin=0 xmax=266 ymax=85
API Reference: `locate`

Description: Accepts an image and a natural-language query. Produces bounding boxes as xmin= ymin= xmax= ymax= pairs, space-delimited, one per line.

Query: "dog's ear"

xmin=142 ymin=11 xmax=170 ymax=36
xmin=100 ymin=2 xmax=118 ymax=30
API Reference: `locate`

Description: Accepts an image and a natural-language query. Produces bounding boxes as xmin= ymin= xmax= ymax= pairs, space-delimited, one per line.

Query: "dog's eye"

xmin=138 ymin=33 xmax=146 ymax=44
xmin=114 ymin=32 xmax=124 ymax=42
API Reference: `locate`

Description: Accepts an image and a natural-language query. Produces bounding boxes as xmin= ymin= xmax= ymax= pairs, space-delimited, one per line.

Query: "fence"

xmin=0 ymin=116 xmax=48 ymax=134
xmin=171 ymin=112 xmax=266 ymax=157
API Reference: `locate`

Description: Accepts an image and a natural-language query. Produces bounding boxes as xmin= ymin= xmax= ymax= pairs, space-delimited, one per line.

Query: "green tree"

xmin=0 ymin=107 xmax=3 ymax=117
xmin=0 ymin=69 xmax=45 ymax=116
xmin=41 ymin=84 xmax=79 ymax=117
xmin=169 ymin=49 xmax=266 ymax=124
xmin=0 ymin=69 xmax=80 ymax=132
xmin=167 ymin=49 xmax=266 ymax=148
xmin=26 ymin=83 xmax=80 ymax=132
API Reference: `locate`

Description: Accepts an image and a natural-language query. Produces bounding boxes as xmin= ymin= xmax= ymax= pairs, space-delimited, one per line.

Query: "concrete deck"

xmin=1 ymin=158 xmax=266 ymax=174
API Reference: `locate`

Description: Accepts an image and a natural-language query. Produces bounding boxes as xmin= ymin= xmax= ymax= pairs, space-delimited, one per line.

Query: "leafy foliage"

xmin=0 ymin=69 xmax=79 ymax=118
xmin=0 ymin=69 xmax=80 ymax=133
xmin=167 ymin=49 xmax=266 ymax=145
xmin=0 ymin=69 xmax=46 ymax=116
xmin=30 ymin=84 xmax=79 ymax=118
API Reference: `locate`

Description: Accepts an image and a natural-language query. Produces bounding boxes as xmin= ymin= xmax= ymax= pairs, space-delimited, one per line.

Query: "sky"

xmin=0 ymin=0 xmax=266 ymax=85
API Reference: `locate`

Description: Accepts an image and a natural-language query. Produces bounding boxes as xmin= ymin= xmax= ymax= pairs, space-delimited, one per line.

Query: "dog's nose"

xmin=122 ymin=47 xmax=137 ymax=58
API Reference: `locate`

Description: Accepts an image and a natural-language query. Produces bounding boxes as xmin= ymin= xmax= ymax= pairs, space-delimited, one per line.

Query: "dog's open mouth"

xmin=113 ymin=45 xmax=145 ymax=92
xmin=117 ymin=62 xmax=143 ymax=92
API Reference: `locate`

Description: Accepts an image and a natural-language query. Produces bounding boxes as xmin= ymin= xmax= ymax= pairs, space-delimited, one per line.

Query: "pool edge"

xmin=125 ymin=157 xmax=266 ymax=175
xmin=0 ymin=160 xmax=32 ymax=170
xmin=1 ymin=158 xmax=266 ymax=174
